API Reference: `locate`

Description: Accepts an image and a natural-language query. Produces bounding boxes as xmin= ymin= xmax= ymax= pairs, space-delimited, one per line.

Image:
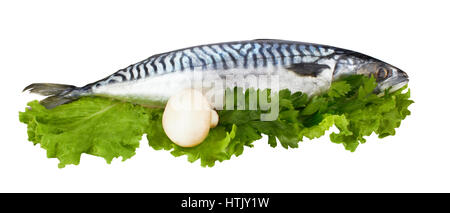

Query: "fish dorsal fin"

xmin=286 ymin=63 xmax=330 ymax=77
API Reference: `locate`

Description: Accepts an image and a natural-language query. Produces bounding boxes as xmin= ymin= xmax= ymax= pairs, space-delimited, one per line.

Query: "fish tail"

xmin=23 ymin=83 xmax=84 ymax=109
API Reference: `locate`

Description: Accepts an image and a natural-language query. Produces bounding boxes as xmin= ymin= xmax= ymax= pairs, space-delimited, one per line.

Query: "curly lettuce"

xmin=19 ymin=75 xmax=413 ymax=168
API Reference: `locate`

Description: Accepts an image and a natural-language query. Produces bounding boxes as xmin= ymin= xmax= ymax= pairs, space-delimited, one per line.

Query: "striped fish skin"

xmin=86 ymin=40 xmax=343 ymax=105
xmin=24 ymin=39 xmax=409 ymax=109
xmin=89 ymin=40 xmax=338 ymax=88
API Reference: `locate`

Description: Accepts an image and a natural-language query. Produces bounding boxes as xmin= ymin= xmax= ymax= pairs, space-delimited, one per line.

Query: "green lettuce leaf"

xmin=19 ymin=75 xmax=413 ymax=167
xmin=19 ymin=97 xmax=150 ymax=168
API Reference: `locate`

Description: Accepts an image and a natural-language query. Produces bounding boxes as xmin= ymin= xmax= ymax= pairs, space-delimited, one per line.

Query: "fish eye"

xmin=376 ymin=67 xmax=388 ymax=80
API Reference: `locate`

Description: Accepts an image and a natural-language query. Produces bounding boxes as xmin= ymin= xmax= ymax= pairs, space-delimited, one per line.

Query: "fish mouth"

xmin=389 ymin=79 xmax=408 ymax=92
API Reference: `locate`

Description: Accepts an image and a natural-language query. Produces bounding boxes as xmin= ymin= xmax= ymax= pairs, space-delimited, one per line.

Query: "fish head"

xmin=356 ymin=61 xmax=408 ymax=93
xmin=334 ymin=53 xmax=409 ymax=93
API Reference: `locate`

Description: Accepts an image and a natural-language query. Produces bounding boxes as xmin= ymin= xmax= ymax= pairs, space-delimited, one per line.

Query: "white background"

xmin=1 ymin=0 xmax=449 ymax=192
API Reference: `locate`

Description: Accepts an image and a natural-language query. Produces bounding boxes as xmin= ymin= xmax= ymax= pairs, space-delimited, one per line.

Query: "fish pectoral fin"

xmin=287 ymin=63 xmax=330 ymax=77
